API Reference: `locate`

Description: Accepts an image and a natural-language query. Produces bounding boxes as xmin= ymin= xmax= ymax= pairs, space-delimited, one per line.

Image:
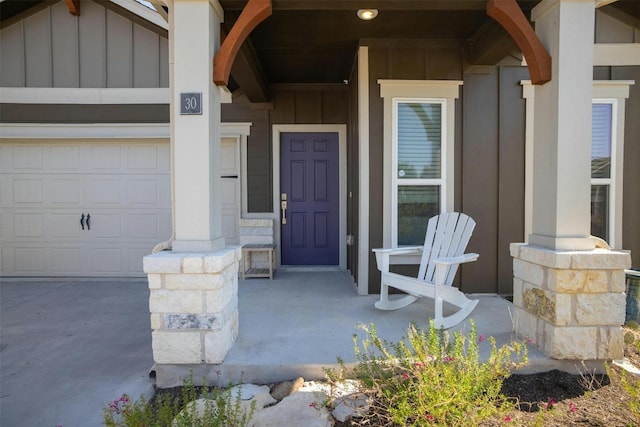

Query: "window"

xmin=591 ymin=101 xmax=615 ymax=243
xmin=379 ymin=80 xmax=462 ymax=247
xmin=521 ymin=80 xmax=631 ymax=248
xmin=394 ymin=100 xmax=445 ymax=245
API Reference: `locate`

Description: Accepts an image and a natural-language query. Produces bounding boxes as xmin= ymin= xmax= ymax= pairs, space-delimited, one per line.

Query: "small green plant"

xmin=615 ymin=366 xmax=640 ymax=420
xmin=327 ymin=320 xmax=529 ymax=426
xmin=103 ymin=374 xmax=255 ymax=427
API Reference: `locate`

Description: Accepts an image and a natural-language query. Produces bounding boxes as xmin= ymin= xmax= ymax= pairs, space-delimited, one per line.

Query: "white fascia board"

xmin=111 ymin=0 xmax=169 ymax=30
xmin=0 ymin=122 xmax=250 ymax=139
xmin=0 ymin=88 xmax=170 ymax=104
xmin=0 ymin=123 xmax=170 ymax=139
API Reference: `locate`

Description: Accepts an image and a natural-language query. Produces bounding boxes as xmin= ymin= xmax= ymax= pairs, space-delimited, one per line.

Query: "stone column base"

xmin=143 ymin=247 xmax=241 ymax=365
xmin=511 ymin=243 xmax=630 ymax=360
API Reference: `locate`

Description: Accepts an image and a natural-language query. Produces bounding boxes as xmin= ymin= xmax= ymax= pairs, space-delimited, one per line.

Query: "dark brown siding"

xmin=365 ymin=40 xmax=466 ymax=293
xmin=462 ymin=71 xmax=500 ymax=293
xmin=497 ymin=67 xmax=528 ymax=293
xmin=461 ymin=67 xmax=528 ymax=294
xmin=223 ymin=85 xmax=349 ymax=214
xmin=367 ymin=47 xmax=387 ymax=293
xmin=347 ymin=59 xmax=359 ymax=279
xmin=363 ymin=38 xmax=531 ymax=294
xmin=614 ymin=66 xmax=640 ymax=269
xmin=0 ymin=103 xmax=169 ymax=122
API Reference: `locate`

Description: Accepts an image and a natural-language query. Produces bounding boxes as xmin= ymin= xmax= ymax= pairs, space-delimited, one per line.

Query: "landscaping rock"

xmin=331 ymin=392 xmax=371 ymax=423
xmin=229 ymin=383 xmax=276 ymax=409
xmin=270 ymin=376 xmax=305 ymax=400
xmin=250 ymin=389 xmax=333 ymax=427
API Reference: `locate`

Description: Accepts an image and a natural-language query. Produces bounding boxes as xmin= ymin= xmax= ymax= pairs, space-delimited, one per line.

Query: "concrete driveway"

xmin=0 ymin=279 xmax=154 ymax=427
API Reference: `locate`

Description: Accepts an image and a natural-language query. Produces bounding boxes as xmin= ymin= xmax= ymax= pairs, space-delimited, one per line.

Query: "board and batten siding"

xmin=0 ymin=0 xmax=169 ymax=89
xmin=222 ymin=86 xmax=349 ymax=214
xmin=365 ymin=40 xmax=530 ymax=295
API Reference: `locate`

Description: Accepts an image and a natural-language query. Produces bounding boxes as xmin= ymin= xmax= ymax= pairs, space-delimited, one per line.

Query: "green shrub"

xmin=334 ymin=320 xmax=529 ymax=426
xmin=103 ymin=374 xmax=254 ymax=427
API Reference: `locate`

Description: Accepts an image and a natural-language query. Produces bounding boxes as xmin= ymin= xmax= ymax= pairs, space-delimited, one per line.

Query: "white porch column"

xmin=143 ymin=0 xmax=240 ymax=383
xmin=512 ymin=0 xmax=631 ymax=361
xmin=528 ymin=0 xmax=595 ymax=251
xmin=171 ymin=0 xmax=225 ymax=252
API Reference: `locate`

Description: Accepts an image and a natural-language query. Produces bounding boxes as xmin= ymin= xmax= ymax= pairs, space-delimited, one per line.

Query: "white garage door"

xmin=0 ymin=139 xmax=171 ymax=277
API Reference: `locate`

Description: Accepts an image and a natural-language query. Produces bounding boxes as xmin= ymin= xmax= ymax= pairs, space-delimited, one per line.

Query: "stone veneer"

xmin=511 ymin=243 xmax=631 ymax=360
xmin=239 ymin=219 xmax=274 ymax=269
xmin=143 ymin=247 xmax=240 ymax=365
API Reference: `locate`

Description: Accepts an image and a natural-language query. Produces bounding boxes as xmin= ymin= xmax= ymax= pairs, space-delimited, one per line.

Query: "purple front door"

xmin=280 ymin=132 xmax=339 ymax=265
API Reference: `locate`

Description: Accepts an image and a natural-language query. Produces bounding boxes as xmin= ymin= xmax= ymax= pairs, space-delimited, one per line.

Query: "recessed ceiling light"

xmin=357 ymin=9 xmax=378 ymax=20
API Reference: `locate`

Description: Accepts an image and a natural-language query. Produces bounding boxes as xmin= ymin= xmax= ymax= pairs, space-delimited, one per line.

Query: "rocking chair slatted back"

xmin=418 ymin=212 xmax=476 ymax=286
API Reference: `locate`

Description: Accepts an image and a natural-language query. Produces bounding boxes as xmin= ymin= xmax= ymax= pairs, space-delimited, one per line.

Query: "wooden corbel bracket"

xmin=487 ymin=0 xmax=551 ymax=85
xmin=65 ymin=0 xmax=80 ymax=16
xmin=214 ymin=0 xmax=272 ymax=86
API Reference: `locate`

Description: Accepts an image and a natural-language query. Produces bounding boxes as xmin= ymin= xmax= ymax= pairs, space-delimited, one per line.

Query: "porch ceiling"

xmin=219 ymin=0 xmax=542 ymax=97
xmin=218 ymin=0 xmax=638 ymax=101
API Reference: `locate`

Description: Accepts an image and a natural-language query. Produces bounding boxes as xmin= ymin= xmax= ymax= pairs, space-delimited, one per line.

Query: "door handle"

xmin=80 ymin=213 xmax=85 ymax=230
xmin=281 ymin=200 xmax=287 ymax=225
xmin=86 ymin=213 xmax=91 ymax=230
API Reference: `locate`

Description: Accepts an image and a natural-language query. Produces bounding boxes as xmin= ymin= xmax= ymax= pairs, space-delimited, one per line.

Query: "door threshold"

xmin=278 ymin=266 xmax=342 ymax=272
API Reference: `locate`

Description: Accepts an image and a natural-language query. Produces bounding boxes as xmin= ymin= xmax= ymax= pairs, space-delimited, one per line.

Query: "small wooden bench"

xmin=241 ymin=244 xmax=276 ymax=279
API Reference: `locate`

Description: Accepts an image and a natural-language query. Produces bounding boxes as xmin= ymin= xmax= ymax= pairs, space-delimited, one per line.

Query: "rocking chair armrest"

xmin=433 ymin=253 xmax=479 ymax=267
xmin=372 ymin=246 xmax=423 ymax=256
xmin=372 ymin=246 xmax=423 ymax=273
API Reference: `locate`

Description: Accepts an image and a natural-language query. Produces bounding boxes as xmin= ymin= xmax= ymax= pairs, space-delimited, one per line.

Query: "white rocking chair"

xmin=372 ymin=212 xmax=479 ymax=329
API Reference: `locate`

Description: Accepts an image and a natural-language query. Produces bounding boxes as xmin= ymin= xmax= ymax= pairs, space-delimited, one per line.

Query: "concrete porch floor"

xmin=1 ymin=271 xmax=587 ymax=427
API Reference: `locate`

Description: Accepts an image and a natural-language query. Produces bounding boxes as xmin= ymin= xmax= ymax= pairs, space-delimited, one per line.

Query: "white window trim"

xmin=591 ymin=99 xmax=618 ymax=246
xmin=521 ymin=80 xmax=633 ymax=249
xmin=391 ymin=98 xmax=447 ymax=246
xmin=379 ymin=80 xmax=462 ymax=248
xmin=357 ymin=46 xmax=370 ymax=295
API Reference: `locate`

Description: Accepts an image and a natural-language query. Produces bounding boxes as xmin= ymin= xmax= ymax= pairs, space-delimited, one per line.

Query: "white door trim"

xmin=272 ymin=124 xmax=347 ymax=270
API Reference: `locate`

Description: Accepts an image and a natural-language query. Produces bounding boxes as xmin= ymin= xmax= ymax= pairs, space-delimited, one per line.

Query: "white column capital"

xmin=532 ymin=0 xmax=596 ymax=22
xmin=168 ymin=0 xmax=224 ymax=22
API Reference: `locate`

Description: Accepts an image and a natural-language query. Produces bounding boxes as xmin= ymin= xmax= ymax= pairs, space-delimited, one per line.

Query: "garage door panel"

xmin=128 ymin=213 xmax=157 ymax=238
xmin=89 ymin=213 xmax=122 ymax=238
xmin=50 ymin=213 xmax=83 ymax=238
xmin=50 ymin=146 xmax=81 ymax=169
xmin=127 ymin=178 xmax=160 ymax=204
xmin=11 ymin=145 xmax=44 ymax=169
xmin=127 ymin=145 xmax=160 ymax=170
xmin=90 ymin=146 xmax=121 ymax=170
xmin=13 ymin=213 xmax=44 ymax=237
xmin=48 ymin=178 xmax=82 ymax=204
xmin=91 ymin=248 xmax=122 ymax=272
xmin=13 ymin=178 xmax=43 ymax=203
xmin=50 ymin=247 xmax=83 ymax=272
xmin=14 ymin=247 xmax=45 ymax=271
xmin=84 ymin=179 xmax=121 ymax=204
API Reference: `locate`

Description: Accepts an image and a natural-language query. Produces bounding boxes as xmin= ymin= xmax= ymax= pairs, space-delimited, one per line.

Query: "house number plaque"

xmin=180 ymin=92 xmax=202 ymax=115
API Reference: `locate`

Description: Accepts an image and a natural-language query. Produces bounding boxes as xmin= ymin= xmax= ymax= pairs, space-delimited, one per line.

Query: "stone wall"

xmin=511 ymin=243 xmax=631 ymax=360
xmin=240 ymin=219 xmax=274 ymax=269
xmin=144 ymin=247 xmax=240 ymax=365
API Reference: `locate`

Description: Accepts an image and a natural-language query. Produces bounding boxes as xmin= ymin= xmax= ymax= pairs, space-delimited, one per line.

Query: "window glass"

xmin=397 ymin=103 xmax=442 ymax=179
xmin=590 ymin=185 xmax=609 ymax=241
xmin=591 ymin=103 xmax=612 ymax=179
xmin=397 ymin=186 xmax=440 ymax=245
